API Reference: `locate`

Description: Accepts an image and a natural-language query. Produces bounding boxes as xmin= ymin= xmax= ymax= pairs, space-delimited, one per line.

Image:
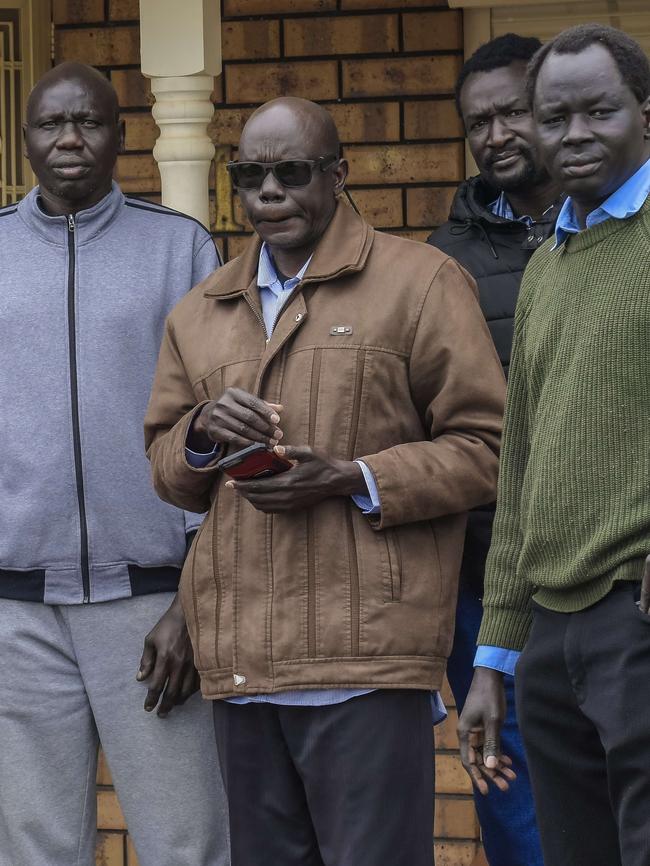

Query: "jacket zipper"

xmin=244 ymin=283 xmax=303 ymax=344
xmin=67 ymin=214 xmax=91 ymax=603
xmin=244 ymin=293 xmax=268 ymax=341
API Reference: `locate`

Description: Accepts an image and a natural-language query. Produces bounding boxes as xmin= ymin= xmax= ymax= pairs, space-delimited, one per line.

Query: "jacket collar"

xmin=449 ymin=175 xmax=517 ymax=228
xmin=203 ymin=199 xmax=374 ymax=300
xmin=17 ymin=180 xmax=125 ymax=247
xmin=449 ymin=175 xmax=562 ymax=230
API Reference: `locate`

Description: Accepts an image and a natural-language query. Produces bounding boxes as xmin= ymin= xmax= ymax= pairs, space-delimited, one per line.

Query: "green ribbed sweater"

xmin=478 ymin=198 xmax=650 ymax=651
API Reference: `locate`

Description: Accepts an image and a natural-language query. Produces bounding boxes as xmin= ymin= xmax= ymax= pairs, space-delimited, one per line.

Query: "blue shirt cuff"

xmin=474 ymin=645 xmax=520 ymax=677
xmin=185 ymin=445 xmax=220 ymax=468
xmin=351 ymin=460 xmax=381 ymax=514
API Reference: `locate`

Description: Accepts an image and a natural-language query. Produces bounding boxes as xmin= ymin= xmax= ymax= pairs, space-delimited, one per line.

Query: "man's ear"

xmin=22 ymin=123 xmax=29 ymax=159
xmin=118 ymin=118 xmax=126 ymax=154
xmin=640 ymin=94 xmax=650 ymax=134
xmin=333 ymin=157 xmax=348 ymax=196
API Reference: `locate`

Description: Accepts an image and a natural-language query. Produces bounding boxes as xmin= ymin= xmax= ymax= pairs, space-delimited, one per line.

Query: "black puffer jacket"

xmin=427 ymin=176 xmax=560 ymax=590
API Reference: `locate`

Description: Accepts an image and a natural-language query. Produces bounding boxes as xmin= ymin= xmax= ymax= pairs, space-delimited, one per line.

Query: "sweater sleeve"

xmin=477 ymin=299 xmax=535 ymax=651
xmin=193 ymin=234 xmax=222 ymax=284
xmin=145 ymin=315 xmax=220 ymax=514
xmin=360 ymin=257 xmax=505 ymax=530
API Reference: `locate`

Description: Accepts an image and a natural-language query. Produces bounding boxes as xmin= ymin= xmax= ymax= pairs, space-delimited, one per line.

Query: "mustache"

xmin=485 ymin=147 xmax=532 ymax=169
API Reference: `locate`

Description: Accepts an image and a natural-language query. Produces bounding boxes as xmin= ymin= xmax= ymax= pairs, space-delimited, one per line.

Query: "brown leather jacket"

xmin=145 ymin=202 xmax=505 ymax=699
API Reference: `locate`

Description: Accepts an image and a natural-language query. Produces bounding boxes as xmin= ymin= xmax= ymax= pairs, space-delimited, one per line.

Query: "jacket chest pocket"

xmin=198 ymin=358 xmax=262 ymax=402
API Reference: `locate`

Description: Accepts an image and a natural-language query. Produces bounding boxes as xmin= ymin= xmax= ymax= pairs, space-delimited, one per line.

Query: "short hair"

xmin=526 ymin=24 xmax=650 ymax=105
xmin=455 ymin=33 xmax=543 ymax=116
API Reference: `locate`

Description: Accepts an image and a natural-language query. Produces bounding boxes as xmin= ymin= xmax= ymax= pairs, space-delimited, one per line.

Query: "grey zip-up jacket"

xmin=0 ymin=182 xmax=220 ymax=604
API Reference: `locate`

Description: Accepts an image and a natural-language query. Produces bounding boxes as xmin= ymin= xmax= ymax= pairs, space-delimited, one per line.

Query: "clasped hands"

xmin=190 ymin=387 xmax=366 ymax=511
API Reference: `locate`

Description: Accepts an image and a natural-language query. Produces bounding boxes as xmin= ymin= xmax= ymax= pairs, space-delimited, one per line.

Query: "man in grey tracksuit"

xmin=0 ymin=63 xmax=229 ymax=866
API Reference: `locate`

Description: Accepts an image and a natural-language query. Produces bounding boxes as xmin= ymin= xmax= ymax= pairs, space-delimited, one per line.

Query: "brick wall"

xmin=54 ymin=0 xmax=466 ymax=261
xmin=53 ymin=2 xmax=481 ymax=864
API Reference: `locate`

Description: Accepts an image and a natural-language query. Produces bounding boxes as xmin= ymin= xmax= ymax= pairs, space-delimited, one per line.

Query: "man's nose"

xmin=56 ymin=122 xmax=84 ymax=149
xmin=259 ymin=168 xmax=286 ymax=201
xmin=486 ymin=117 xmax=515 ymax=149
xmin=563 ymin=114 xmax=594 ymax=146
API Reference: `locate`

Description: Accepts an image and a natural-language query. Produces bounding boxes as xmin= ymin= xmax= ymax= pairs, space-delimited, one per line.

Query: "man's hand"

xmin=638 ymin=555 xmax=650 ymax=613
xmin=136 ymin=594 xmax=200 ymax=718
xmin=457 ymin=667 xmax=516 ymax=795
xmin=188 ymin=387 xmax=283 ymax=452
xmin=225 ymin=445 xmax=367 ymax=512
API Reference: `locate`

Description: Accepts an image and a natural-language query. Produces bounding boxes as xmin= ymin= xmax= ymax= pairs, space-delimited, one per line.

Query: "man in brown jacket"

xmin=145 ymin=97 xmax=505 ymax=866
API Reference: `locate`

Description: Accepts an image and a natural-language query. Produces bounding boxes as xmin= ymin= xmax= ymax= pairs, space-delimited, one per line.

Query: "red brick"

xmin=122 ymin=113 xmax=158 ymax=151
xmin=284 ymin=14 xmax=398 ymax=57
xmin=435 ymin=797 xmax=479 ymax=839
xmin=226 ymin=61 xmax=338 ymax=104
xmin=225 ymin=233 xmax=253 ymax=260
xmin=385 ymin=228 xmax=431 ymax=243
xmin=436 ymin=753 xmax=473 ymax=795
xmin=209 ymin=102 xmax=399 ymax=148
xmin=96 ymin=832 xmax=125 ymax=866
xmin=55 ymin=26 xmax=140 ymax=66
xmin=342 ymin=54 xmax=461 ymax=98
xmin=402 ymin=10 xmax=463 ymax=52
xmin=328 ymin=102 xmax=399 ymax=143
xmin=343 ymin=0 xmax=444 ymax=7
xmin=53 ymin=0 xmax=103 ymax=24
xmin=223 ymin=20 xmax=281 ymax=61
xmin=111 ymin=70 xmax=152 ymax=109
xmin=209 ymin=108 xmax=253 ymax=147
xmin=349 ymin=188 xmax=402 ymax=228
xmin=434 ymin=708 xmax=460 ymax=750
xmin=404 ymin=99 xmax=464 ymax=140
xmin=225 ymin=0 xmax=335 ymax=14
xmin=109 ymin=0 xmax=139 ymax=19
xmin=441 ymin=676 xmax=455 ymax=707
xmin=212 ymin=75 xmax=224 ymax=106
xmin=434 ymin=841 xmax=478 ymax=866
xmin=346 ymin=143 xmax=462 ymax=185
xmin=96 ymin=750 xmax=112 ymax=786
xmin=97 ymin=790 xmax=126 ymax=831
xmin=407 ymin=186 xmax=456 ymax=227
xmin=116 ymin=154 xmax=160 ymax=193
xmin=126 ymin=837 xmax=140 ymax=866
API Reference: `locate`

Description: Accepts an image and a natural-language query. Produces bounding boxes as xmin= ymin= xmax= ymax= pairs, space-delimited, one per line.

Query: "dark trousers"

xmin=213 ymin=689 xmax=434 ymax=866
xmin=516 ymin=583 xmax=650 ymax=866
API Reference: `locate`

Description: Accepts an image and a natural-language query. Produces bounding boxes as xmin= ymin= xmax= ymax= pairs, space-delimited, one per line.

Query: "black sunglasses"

xmin=226 ymin=155 xmax=339 ymax=189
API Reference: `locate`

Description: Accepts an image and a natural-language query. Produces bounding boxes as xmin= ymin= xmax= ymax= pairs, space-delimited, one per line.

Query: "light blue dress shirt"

xmin=553 ymin=156 xmax=650 ymax=248
xmin=489 ymin=190 xmax=535 ymax=226
xmin=475 ymin=158 xmax=650 ymax=677
xmin=186 ymin=243 xmax=445 ymax=719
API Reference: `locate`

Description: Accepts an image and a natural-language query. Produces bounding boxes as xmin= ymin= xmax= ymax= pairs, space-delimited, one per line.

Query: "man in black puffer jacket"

xmin=428 ymin=33 xmax=562 ymax=866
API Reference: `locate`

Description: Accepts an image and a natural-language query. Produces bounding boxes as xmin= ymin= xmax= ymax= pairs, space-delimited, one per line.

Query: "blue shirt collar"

xmin=553 ymin=157 xmax=650 ymax=248
xmin=488 ymin=191 xmax=533 ymax=226
xmin=257 ymin=243 xmax=311 ymax=296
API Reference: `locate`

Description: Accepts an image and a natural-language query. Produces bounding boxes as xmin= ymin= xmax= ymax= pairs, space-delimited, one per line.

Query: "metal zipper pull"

xmin=67 ymin=214 xmax=75 ymax=232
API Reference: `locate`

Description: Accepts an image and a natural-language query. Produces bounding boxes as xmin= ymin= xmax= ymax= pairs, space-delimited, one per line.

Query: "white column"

xmin=139 ymin=0 xmax=222 ymax=228
xmin=149 ymin=75 xmax=215 ymax=227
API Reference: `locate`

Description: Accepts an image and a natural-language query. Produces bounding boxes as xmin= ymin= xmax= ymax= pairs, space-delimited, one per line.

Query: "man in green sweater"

xmin=458 ymin=24 xmax=650 ymax=866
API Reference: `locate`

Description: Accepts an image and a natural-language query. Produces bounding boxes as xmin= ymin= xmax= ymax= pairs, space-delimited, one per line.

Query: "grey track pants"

xmin=0 ymin=594 xmax=229 ymax=866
